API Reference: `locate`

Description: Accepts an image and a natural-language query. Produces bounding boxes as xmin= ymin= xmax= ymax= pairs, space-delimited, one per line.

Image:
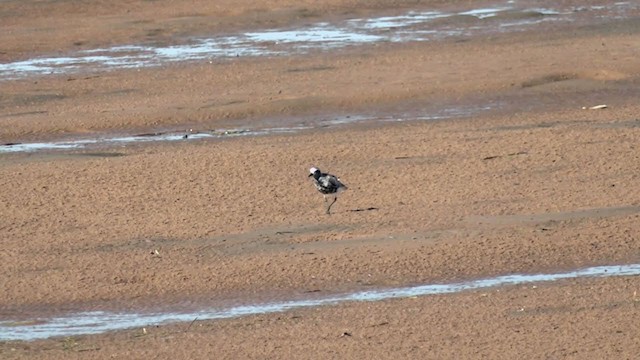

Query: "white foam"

xmin=1 ymin=264 xmax=639 ymax=341
xmin=2 ymin=2 xmax=637 ymax=80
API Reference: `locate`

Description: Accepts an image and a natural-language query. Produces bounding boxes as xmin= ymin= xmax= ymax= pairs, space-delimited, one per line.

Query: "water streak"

xmin=0 ymin=104 xmax=493 ymax=153
xmin=1 ymin=264 xmax=639 ymax=341
xmin=0 ymin=2 xmax=637 ymax=80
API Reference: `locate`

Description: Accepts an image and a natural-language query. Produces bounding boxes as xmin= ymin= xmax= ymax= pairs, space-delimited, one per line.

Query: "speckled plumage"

xmin=309 ymin=167 xmax=347 ymax=214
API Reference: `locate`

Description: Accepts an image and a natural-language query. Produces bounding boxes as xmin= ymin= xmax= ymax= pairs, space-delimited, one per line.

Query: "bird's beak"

xmin=308 ymin=173 xmax=313 ymax=177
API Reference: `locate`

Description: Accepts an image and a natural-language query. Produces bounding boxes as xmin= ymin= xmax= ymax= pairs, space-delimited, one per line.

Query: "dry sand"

xmin=1 ymin=0 xmax=640 ymax=358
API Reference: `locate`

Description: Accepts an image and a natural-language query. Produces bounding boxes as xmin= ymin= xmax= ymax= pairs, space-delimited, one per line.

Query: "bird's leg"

xmin=326 ymin=196 xmax=337 ymax=215
xmin=323 ymin=194 xmax=327 ymax=203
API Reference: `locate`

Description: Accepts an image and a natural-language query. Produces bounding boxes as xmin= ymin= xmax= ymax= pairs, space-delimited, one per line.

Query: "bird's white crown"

xmin=309 ymin=167 xmax=319 ymax=174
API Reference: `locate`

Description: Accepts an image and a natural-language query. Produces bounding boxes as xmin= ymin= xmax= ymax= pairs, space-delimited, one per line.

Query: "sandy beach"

xmin=1 ymin=0 xmax=640 ymax=358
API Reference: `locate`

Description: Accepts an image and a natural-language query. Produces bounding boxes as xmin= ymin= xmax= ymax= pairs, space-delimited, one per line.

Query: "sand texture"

xmin=1 ymin=0 xmax=640 ymax=358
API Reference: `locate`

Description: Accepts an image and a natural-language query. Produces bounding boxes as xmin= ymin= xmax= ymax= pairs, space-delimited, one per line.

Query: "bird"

xmin=308 ymin=167 xmax=348 ymax=214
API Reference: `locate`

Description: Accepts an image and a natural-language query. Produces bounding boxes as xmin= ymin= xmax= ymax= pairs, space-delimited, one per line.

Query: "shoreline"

xmin=2 ymin=0 xmax=640 ymax=142
xmin=4 ymin=263 xmax=640 ymax=341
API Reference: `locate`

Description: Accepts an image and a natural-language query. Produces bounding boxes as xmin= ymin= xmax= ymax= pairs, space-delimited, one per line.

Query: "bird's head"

xmin=309 ymin=167 xmax=320 ymax=178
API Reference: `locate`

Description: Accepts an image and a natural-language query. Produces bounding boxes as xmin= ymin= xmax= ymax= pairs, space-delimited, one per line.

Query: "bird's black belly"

xmin=315 ymin=183 xmax=337 ymax=194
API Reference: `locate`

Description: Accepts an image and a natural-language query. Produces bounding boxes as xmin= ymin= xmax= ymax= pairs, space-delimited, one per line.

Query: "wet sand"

xmin=2 ymin=0 xmax=640 ymax=358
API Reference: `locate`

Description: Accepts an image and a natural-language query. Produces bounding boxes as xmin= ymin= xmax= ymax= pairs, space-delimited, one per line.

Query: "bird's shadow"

xmin=347 ymin=207 xmax=379 ymax=212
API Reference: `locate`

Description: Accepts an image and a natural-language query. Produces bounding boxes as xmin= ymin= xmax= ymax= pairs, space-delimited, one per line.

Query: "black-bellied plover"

xmin=309 ymin=167 xmax=348 ymax=214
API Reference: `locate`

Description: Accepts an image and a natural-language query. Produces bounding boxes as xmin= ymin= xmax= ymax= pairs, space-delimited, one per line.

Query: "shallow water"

xmin=1 ymin=264 xmax=639 ymax=341
xmin=0 ymin=103 xmax=494 ymax=153
xmin=0 ymin=1 xmax=637 ymax=80
xmin=0 ymin=128 xmax=286 ymax=153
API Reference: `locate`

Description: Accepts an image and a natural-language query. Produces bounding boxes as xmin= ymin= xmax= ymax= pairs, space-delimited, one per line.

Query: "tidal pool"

xmin=1 ymin=1 xmax=637 ymax=80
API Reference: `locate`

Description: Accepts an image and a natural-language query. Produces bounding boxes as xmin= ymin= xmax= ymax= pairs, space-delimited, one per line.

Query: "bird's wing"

xmin=327 ymin=175 xmax=346 ymax=189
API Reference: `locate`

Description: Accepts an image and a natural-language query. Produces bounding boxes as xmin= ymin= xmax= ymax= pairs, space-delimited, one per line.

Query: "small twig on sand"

xmin=77 ymin=347 xmax=102 ymax=352
xmin=185 ymin=317 xmax=199 ymax=332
